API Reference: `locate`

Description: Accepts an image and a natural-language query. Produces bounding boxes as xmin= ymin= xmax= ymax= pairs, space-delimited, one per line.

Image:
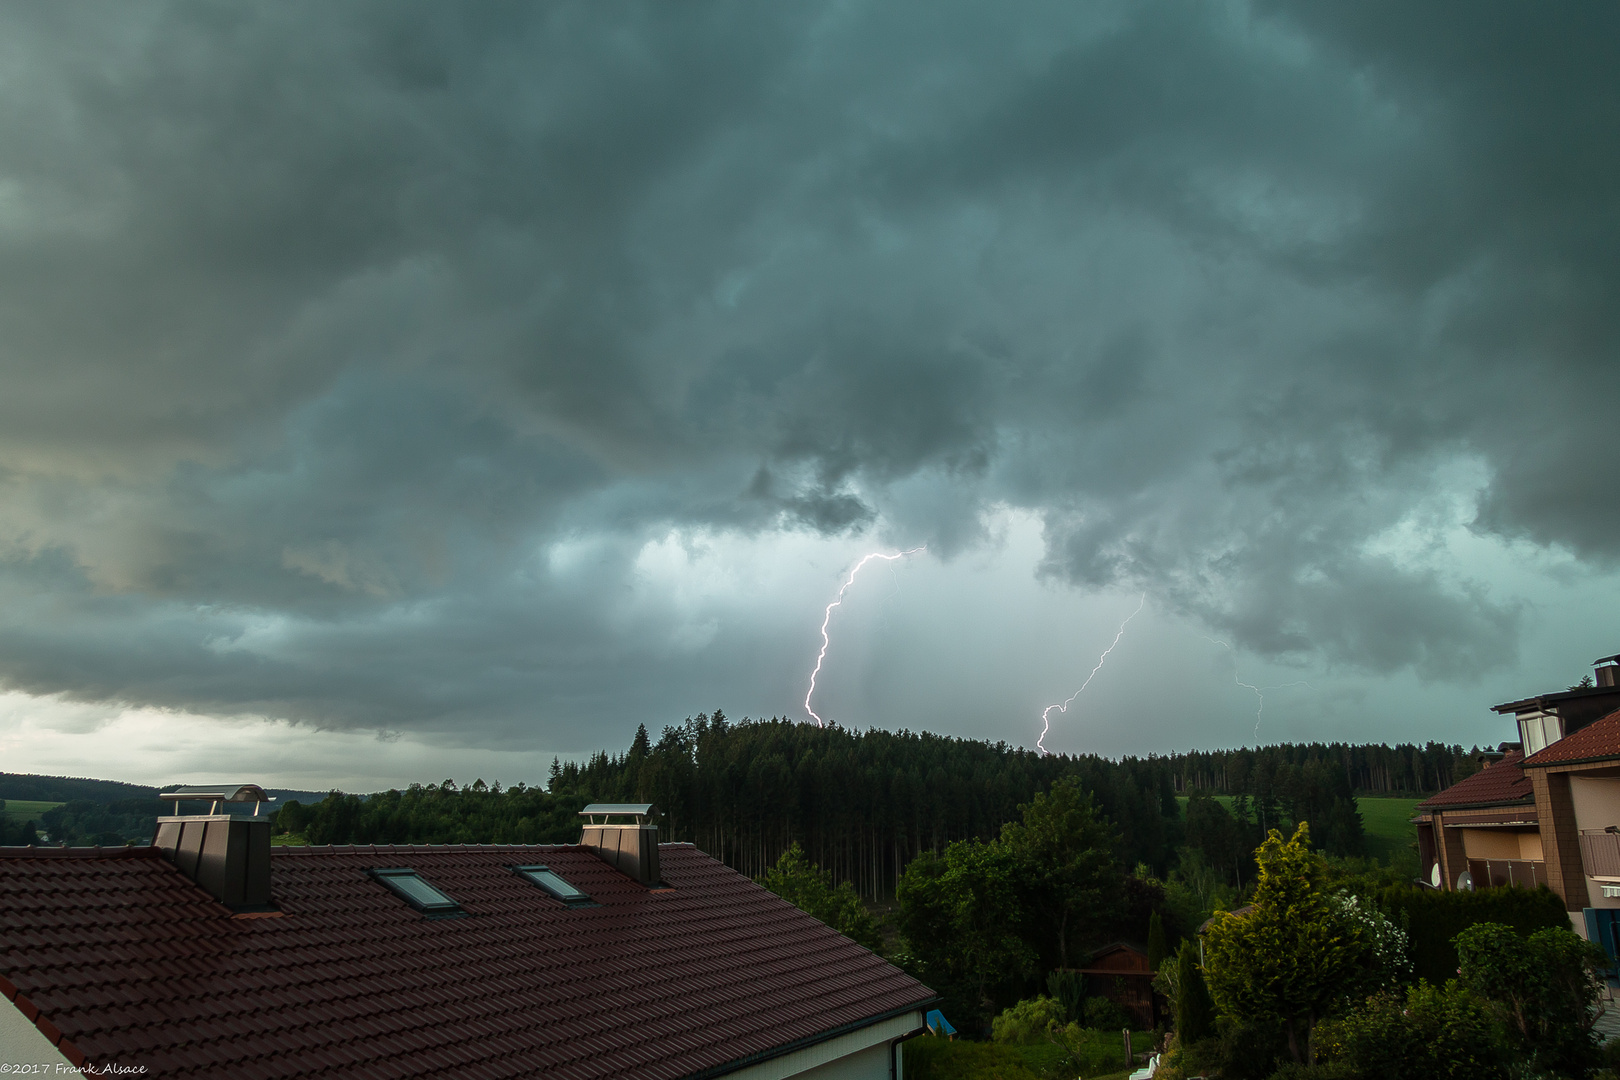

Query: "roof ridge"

xmin=0 ymin=845 xmax=164 ymax=860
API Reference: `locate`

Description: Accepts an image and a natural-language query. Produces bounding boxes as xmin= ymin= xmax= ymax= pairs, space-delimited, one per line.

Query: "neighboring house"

xmin=1413 ymin=653 xmax=1620 ymax=953
xmin=1075 ymin=942 xmax=1157 ymax=1030
xmin=1413 ymin=750 xmax=1545 ymax=893
xmin=0 ymin=794 xmax=934 ymax=1079
xmin=1519 ymin=710 xmax=1620 ymax=929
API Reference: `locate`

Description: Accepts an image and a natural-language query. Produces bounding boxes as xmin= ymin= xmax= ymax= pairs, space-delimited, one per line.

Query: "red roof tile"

xmin=1416 ymin=751 xmax=1532 ymax=810
xmin=1522 ymin=708 xmax=1620 ymax=767
xmin=0 ymin=844 xmax=933 ymax=1080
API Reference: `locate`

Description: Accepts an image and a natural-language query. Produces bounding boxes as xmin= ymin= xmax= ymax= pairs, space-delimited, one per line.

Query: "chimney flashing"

xmin=153 ymin=792 xmax=275 ymax=909
xmin=578 ymin=804 xmax=662 ymax=886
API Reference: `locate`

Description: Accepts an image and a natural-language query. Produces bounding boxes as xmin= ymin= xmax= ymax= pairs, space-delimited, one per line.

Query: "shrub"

xmin=1082 ymin=995 xmax=1131 ymax=1031
xmin=1210 ymin=1019 xmax=1290 ymax=1080
xmin=1045 ymin=969 xmax=1085 ymax=1022
xmin=990 ymin=996 xmax=1066 ymax=1045
xmin=1456 ymin=922 xmax=1607 ymax=1077
xmin=1264 ymin=1063 xmax=1355 ymax=1080
xmin=1316 ymin=980 xmax=1508 ymax=1080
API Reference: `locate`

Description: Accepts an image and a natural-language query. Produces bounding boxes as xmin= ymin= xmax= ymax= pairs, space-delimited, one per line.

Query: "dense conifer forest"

xmin=267 ymin=712 xmax=1477 ymax=898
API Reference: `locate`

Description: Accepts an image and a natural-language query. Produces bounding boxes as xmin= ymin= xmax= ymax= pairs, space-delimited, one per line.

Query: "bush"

xmin=1211 ymin=1019 xmax=1290 ymax=1080
xmin=1153 ymin=1033 xmax=1223 ymax=1080
xmin=1264 ymin=1063 xmax=1355 ymax=1080
xmin=990 ymin=996 xmax=1066 ymax=1045
xmin=1456 ymin=922 xmax=1607 ymax=1077
xmin=1378 ymin=884 xmax=1567 ymax=985
xmin=1082 ymin=995 xmax=1131 ymax=1031
xmin=1316 ymin=981 xmax=1508 ymax=1080
xmin=1045 ymin=969 xmax=1085 ymax=1022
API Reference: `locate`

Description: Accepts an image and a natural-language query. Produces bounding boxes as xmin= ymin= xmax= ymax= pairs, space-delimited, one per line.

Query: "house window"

xmin=513 ymin=865 xmax=593 ymax=906
xmin=1520 ymin=713 xmax=1562 ymax=755
xmin=367 ymin=868 xmax=463 ymax=915
xmin=1602 ymin=884 xmax=1620 ymax=899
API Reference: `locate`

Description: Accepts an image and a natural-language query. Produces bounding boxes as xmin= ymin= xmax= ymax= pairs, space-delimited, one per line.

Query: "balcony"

xmin=1581 ymin=830 xmax=1620 ymax=879
xmin=1466 ymin=857 xmax=1548 ymax=889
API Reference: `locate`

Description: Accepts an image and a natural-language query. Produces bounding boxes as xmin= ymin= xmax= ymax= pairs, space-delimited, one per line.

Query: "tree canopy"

xmin=1201 ymin=823 xmax=1404 ymax=1064
xmin=760 ymin=843 xmax=882 ymax=952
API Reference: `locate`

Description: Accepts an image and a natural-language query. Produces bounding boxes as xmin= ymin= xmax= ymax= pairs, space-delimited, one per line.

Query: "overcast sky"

xmin=0 ymin=2 xmax=1616 ymax=789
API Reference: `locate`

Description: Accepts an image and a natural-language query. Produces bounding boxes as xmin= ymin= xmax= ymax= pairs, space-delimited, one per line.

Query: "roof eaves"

xmin=1521 ymin=751 xmax=1620 ymax=770
xmin=1492 ymin=687 xmax=1620 ymax=714
xmin=1421 ymin=797 xmax=1536 ymax=812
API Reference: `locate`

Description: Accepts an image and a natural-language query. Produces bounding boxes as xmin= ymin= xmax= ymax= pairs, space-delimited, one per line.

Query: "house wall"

xmin=1570 ymin=777 xmax=1620 ymax=833
xmin=1459 ymin=828 xmax=1543 ymax=861
xmin=796 ymin=1042 xmax=891 ymax=1080
xmin=723 ymin=1011 xmax=924 ymax=1080
xmin=0 ymin=999 xmax=70 ymax=1069
xmin=1568 ymin=777 xmax=1620 ymax=912
xmin=1461 ymin=830 xmax=1521 ymax=860
xmin=1529 ymin=770 xmax=1589 ymax=912
xmin=1582 ymin=877 xmax=1620 ymax=911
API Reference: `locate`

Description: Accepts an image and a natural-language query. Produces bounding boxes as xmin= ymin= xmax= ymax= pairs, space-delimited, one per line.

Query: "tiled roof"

xmin=1522 ymin=708 xmax=1620 ymax=767
xmin=1416 ymin=751 xmax=1532 ymax=810
xmin=0 ymin=843 xmax=933 ymax=1080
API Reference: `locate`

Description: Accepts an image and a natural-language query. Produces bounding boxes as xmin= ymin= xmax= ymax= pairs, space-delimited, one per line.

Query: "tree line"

xmin=1164 ymin=741 xmax=1480 ymax=796
xmin=264 ymin=713 xmax=1465 ymax=897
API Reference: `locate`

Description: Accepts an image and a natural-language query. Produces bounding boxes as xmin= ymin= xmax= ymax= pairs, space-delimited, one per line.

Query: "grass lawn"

xmin=1357 ymin=796 xmax=1421 ymax=865
xmin=1175 ymin=795 xmax=1420 ymax=865
xmin=2 ymin=799 xmax=63 ymax=823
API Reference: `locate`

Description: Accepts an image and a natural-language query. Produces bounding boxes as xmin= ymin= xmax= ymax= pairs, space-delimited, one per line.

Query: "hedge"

xmin=1379 ymin=884 xmax=1570 ymax=984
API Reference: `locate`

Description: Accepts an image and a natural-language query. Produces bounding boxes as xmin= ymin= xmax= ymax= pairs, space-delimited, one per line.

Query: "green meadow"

xmin=1 ymin=799 xmax=63 ymax=823
xmin=1175 ymin=795 xmax=1420 ymax=866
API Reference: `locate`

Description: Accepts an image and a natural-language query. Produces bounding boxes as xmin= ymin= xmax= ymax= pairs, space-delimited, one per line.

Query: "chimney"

xmin=153 ymin=784 xmax=275 ymax=908
xmin=1596 ymin=655 xmax=1620 ymax=688
xmin=579 ymin=803 xmax=661 ymax=886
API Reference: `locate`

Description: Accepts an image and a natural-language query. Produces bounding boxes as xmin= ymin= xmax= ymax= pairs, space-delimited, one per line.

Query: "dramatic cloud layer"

xmin=0 ymin=2 xmax=1615 ymax=764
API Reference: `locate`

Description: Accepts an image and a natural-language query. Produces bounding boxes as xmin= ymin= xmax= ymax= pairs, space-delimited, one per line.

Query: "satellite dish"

xmin=1457 ymin=870 xmax=1474 ymax=891
xmin=1431 ymin=863 xmax=1442 ymax=888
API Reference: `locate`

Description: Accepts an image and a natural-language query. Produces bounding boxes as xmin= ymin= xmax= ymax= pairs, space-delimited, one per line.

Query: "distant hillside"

xmin=0 ymin=774 xmax=329 ymax=846
xmin=0 ymin=773 xmax=158 ymax=804
xmin=0 ymin=773 xmax=326 ymax=806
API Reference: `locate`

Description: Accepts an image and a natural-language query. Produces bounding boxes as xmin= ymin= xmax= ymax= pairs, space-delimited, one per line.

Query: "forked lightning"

xmin=803 ymin=547 xmax=926 ymax=728
xmin=1037 ymin=593 xmax=1146 ymax=755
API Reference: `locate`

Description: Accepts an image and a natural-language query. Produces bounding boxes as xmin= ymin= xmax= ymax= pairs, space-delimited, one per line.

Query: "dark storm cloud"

xmin=0 ymin=0 xmax=1612 ymax=732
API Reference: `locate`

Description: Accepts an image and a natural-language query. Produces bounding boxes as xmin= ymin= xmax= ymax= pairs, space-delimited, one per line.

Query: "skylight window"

xmin=513 ymin=865 xmax=593 ymax=906
xmin=368 ymin=868 xmax=463 ymax=915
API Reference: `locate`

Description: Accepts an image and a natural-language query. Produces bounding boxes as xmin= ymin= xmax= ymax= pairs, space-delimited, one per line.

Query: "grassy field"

xmin=2 ymin=799 xmax=63 ymax=823
xmin=1357 ymin=796 xmax=1421 ymax=865
xmin=1175 ymin=795 xmax=1419 ymax=865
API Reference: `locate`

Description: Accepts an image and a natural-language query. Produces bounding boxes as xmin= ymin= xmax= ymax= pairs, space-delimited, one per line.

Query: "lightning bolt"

xmin=1204 ymin=637 xmax=1314 ymax=739
xmin=1037 ymin=593 xmax=1146 ymax=755
xmin=804 ymin=547 xmax=926 ymax=728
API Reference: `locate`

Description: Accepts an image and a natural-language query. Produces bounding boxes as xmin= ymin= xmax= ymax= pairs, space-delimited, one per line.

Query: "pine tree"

xmin=1147 ymin=911 xmax=1168 ymax=970
xmin=1175 ymin=941 xmax=1214 ymax=1043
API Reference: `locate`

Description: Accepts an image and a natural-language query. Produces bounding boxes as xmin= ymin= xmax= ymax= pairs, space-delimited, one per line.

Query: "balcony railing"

xmin=1466 ymin=857 xmax=1548 ymax=889
xmin=1580 ymin=830 xmax=1620 ymax=878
